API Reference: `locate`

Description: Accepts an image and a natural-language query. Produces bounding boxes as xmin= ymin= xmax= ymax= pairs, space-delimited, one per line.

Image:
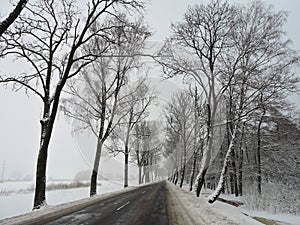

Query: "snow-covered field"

xmin=0 ymin=180 xmax=136 ymax=220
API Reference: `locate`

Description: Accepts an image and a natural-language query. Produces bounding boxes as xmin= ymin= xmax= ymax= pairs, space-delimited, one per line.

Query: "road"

xmin=43 ymin=181 xmax=169 ymax=225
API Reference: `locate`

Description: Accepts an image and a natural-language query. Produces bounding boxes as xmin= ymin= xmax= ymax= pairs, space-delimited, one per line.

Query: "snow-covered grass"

xmin=0 ymin=181 xmax=146 ymax=225
xmin=0 ymin=179 xmax=137 ymax=220
xmin=0 ymin=181 xmax=34 ymax=194
xmin=0 ymin=180 xmax=93 ymax=195
xmin=175 ymin=181 xmax=300 ymax=225
xmin=242 ymin=183 xmax=300 ymax=215
xmin=2 ymin=180 xmax=299 ymax=225
xmin=241 ymin=209 xmax=300 ymax=225
xmin=167 ymin=181 xmax=261 ymax=225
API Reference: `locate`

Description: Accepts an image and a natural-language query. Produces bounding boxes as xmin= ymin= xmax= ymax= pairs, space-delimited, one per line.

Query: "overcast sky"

xmin=0 ymin=0 xmax=299 ymax=181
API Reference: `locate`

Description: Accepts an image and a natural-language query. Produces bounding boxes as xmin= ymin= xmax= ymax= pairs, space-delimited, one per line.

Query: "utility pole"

xmin=0 ymin=160 xmax=5 ymax=182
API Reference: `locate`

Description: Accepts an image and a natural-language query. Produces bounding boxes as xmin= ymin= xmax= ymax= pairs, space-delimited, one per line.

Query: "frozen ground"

xmin=178 ymin=183 xmax=300 ymax=225
xmin=167 ymin=182 xmax=261 ymax=225
xmin=0 ymin=179 xmax=136 ymax=220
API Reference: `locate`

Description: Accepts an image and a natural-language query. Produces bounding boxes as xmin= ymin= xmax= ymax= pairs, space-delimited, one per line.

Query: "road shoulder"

xmin=166 ymin=181 xmax=261 ymax=225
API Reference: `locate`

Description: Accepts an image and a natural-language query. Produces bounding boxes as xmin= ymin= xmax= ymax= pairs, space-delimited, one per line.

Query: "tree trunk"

xmin=229 ymin=170 xmax=234 ymax=194
xmin=238 ymin=147 xmax=243 ymax=196
xmin=256 ymin=94 xmax=265 ymax=195
xmin=138 ymin=165 xmax=142 ymax=184
xmin=124 ymin=145 xmax=129 ymax=188
xmin=179 ymin=164 xmax=186 ymax=188
xmin=195 ymin=141 xmax=211 ymax=197
xmin=174 ymin=170 xmax=178 ymax=185
xmin=189 ymin=149 xmax=198 ymax=191
xmin=195 ymin=104 xmax=213 ymax=197
xmin=195 ymin=167 xmax=207 ymax=197
xmin=256 ymin=117 xmax=262 ymax=195
xmin=171 ymin=171 xmax=176 ymax=183
xmin=208 ymin=126 xmax=237 ymax=203
xmin=0 ymin=0 xmax=28 ymax=36
xmin=33 ymin=123 xmax=50 ymax=209
xmin=231 ymin=149 xmax=239 ymax=197
xmin=33 ymin=95 xmax=60 ymax=209
xmin=238 ymin=123 xmax=245 ymax=196
xmin=90 ymin=138 xmax=103 ymax=197
xmin=144 ymin=163 xmax=150 ymax=183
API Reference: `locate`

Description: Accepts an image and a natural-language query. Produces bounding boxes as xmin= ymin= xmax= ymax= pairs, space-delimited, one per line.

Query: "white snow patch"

xmin=177 ymin=182 xmax=300 ymax=225
xmin=240 ymin=209 xmax=300 ymax=225
xmin=0 ymin=180 xmax=136 ymax=221
xmin=167 ymin=181 xmax=261 ymax=225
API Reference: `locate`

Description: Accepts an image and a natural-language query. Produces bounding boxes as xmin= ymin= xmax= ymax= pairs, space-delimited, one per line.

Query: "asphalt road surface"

xmin=44 ymin=181 xmax=169 ymax=225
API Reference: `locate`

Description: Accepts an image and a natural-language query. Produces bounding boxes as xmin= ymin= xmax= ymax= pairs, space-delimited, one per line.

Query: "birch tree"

xmin=0 ymin=0 xmax=145 ymax=209
xmin=188 ymin=86 xmax=206 ymax=191
xmin=208 ymin=1 xmax=299 ymax=203
xmin=158 ymin=0 xmax=237 ymax=196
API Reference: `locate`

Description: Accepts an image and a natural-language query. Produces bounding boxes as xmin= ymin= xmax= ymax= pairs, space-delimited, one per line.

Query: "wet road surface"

xmin=43 ymin=181 xmax=169 ymax=225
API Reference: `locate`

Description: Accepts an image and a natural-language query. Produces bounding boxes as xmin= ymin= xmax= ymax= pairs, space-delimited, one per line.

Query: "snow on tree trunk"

xmin=195 ymin=139 xmax=211 ymax=197
xmin=208 ymin=126 xmax=237 ymax=203
xmin=34 ymin=97 xmax=59 ymax=209
xmin=0 ymin=0 xmax=27 ymax=36
xmin=90 ymin=138 xmax=103 ymax=197
xmin=33 ymin=124 xmax=49 ymax=209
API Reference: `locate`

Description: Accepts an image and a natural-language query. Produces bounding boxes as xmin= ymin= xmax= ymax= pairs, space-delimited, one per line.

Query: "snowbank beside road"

xmin=166 ymin=181 xmax=261 ymax=225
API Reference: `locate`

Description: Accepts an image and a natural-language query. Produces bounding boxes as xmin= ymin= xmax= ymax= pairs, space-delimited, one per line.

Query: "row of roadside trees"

xmin=1 ymin=0 xmax=299 ymax=214
xmin=160 ymin=0 xmax=300 ymax=207
xmin=0 ymin=0 xmax=157 ymax=209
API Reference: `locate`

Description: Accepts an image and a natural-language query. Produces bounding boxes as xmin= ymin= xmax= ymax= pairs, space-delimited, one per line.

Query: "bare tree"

xmin=62 ymin=15 xmax=151 ymax=196
xmin=158 ymin=0 xmax=237 ymax=196
xmin=107 ymin=79 xmax=155 ymax=187
xmin=164 ymin=90 xmax=195 ymax=188
xmin=188 ymin=86 xmax=205 ymax=191
xmin=132 ymin=121 xmax=150 ymax=184
xmin=207 ymin=0 xmax=299 ymax=203
xmin=0 ymin=0 xmax=145 ymax=209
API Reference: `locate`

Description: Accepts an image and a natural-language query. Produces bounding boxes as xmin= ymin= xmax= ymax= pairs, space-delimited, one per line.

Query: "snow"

xmin=167 ymin=181 xmax=261 ymax=225
xmin=240 ymin=209 xmax=300 ymax=225
xmin=0 ymin=180 xmax=136 ymax=221
xmin=1 ymin=180 xmax=299 ymax=225
xmin=176 ymin=182 xmax=300 ymax=225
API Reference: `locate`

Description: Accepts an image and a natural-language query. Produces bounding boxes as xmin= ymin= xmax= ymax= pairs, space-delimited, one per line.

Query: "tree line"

xmin=160 ymin=0 xmax=300 ymax=208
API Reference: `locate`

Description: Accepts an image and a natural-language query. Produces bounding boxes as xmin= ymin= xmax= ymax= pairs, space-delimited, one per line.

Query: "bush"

xmin=243 ymin=183 xmax=300 ymax=215
xmin=46 ymin=181 xmax=91 ymax=191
